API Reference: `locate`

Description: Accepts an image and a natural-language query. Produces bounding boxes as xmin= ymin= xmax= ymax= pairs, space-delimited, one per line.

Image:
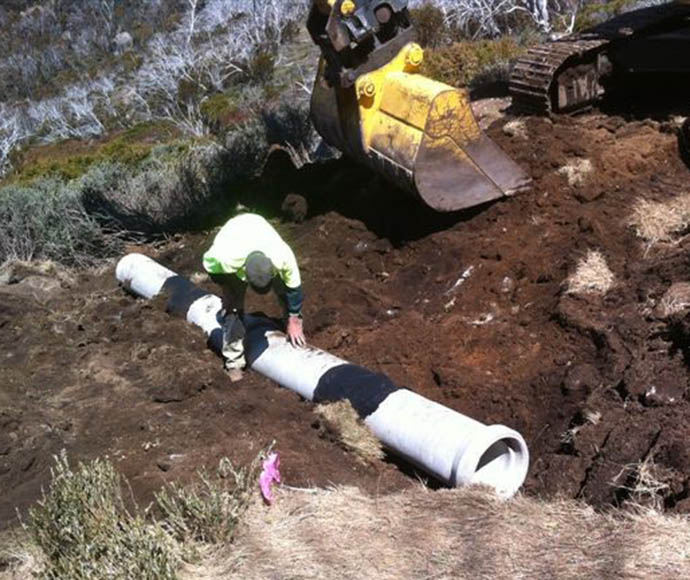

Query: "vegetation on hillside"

xmin=0 ymin=0 xmax=660 ymax=268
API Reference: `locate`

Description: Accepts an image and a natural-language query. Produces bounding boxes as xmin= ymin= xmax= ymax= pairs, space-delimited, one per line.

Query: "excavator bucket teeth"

xmin=414 ymin=90 xmax=531 ymax=211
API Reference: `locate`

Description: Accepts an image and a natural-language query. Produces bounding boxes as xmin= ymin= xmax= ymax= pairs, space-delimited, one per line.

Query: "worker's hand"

xmin=286 ymin=315 xmax=306 ymax=348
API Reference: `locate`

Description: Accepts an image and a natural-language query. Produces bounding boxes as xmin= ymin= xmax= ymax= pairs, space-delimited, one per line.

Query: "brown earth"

xmin=3 ymin=105 xmax=690 ymax=530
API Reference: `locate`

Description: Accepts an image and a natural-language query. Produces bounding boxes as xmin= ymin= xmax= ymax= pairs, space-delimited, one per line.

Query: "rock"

xmin=562 ymin=364 xmax=601 ymax=396
xmin=499 ymin=276 xmax=515 ymax=294
xmin=156 ymin=459 xmax=172 ymax=472
xmin=624 ymin=358 xmax=687 ymax=406
xmin=281 ymin=193 xmax=308 ymax=223
xmin=502 ymin=119 xmax=528 ymax=140
xmin=653 ymin=282 xmax=690 ymax=319
xmin=113 ymin=31 xmax=133 ymax=54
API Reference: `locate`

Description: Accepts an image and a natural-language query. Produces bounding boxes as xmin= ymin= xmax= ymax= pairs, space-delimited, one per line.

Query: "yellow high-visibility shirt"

xmin=202 ymin=213 xmax=301 ymax=288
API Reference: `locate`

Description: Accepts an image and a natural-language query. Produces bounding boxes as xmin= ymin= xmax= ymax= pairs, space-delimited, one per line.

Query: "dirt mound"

xmin=3 ymin=107 xmax=690 ymax=529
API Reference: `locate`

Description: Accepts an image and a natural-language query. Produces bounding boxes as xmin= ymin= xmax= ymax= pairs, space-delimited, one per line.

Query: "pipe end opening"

xmin=455 ymin=427 xmax=529 ymax=498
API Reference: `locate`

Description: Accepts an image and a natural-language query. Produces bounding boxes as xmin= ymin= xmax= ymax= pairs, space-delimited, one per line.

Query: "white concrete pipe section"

xmin=116 ymin=253 xmax=529 ymax=497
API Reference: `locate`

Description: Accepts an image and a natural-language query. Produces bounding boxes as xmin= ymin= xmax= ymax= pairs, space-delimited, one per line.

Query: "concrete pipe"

xmin=116 ymin=253 xmax=529 ymax=497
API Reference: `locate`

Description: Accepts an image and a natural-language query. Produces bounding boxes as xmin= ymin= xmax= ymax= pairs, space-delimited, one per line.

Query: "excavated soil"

xmin=3 ymin=104 xmax=690 ymax=529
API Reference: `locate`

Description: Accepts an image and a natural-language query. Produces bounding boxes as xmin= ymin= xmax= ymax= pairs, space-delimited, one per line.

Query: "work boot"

xmin=225 ymin=367 xmax=244 ymax=382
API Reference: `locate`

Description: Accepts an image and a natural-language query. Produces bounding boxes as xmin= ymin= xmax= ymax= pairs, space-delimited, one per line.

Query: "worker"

xmin=203 ymin=213 xmax=306 ymax=380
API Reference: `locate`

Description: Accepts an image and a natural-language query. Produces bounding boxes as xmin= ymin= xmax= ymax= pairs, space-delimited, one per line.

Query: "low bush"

xmin=421 ymin=37 xmax=525 ymax=89
xmin=156 ymin=454 xmax=264 ymax=545
xmin=409 ymin=3 xmax=449 ymax=48
xmin=27 ymin=452 xmax=177 ymax=580
xmin=574 ymin=0 xmax=640 ymax=32
xmin=18 ymin=450 xmax=268 ymax=578
xmin=0 ymin=178 xmax=117 ymax=267
xmin=9 ymin=121 xmax=180 ymax=184
xmin=0 ymin=98 xmax=317 ymax=267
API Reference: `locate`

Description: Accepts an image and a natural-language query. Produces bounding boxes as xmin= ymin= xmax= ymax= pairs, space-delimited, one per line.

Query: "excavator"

xmin=509 ymin=1 xmax=690 ymax=115
xmin=509 ymin=0 xmax=690 ymax=163
xmin=306 ymin=0 xmax=531 ymax=212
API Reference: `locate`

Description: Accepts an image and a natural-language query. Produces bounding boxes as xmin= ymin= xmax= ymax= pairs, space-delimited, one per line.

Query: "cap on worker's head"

xmin=245 ymin=251 xmax=274 ymax=292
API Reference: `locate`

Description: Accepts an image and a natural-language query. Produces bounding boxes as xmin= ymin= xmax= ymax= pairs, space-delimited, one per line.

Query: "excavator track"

xmin=509 ymin=3 xmax=690 ymax=114
xmin=509 ymin=39 xmax=607 ymax=114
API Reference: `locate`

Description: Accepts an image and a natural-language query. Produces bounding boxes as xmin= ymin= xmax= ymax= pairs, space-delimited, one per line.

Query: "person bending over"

xmin=203 ymin=213 xmax=306 ymax=380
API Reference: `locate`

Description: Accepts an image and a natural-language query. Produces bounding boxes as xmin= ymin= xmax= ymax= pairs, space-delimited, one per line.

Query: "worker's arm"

xmin=284 ymin=285 xmax=303 ymax=317
xmin=279 ymin=246 xmax=306 ymax=347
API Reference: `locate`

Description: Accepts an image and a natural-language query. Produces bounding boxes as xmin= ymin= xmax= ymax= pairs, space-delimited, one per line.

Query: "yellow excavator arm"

xmin=307 ymin=0 xmax=531 ymax=211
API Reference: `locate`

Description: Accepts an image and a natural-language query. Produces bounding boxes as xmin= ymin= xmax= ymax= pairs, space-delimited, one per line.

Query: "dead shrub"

xmin=314 ymin=400 xmax=384 ymax=464
xmin=566 ymin=250 xmax=615 ymax=296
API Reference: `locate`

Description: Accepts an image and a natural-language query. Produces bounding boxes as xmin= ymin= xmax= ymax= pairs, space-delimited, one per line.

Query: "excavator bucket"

xmin=310 ymin=47 xmax=531 ymax=211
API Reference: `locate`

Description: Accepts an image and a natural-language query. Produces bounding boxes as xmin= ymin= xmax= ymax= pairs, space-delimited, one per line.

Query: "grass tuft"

xmin=557 ymin=158 xmax=593 ymax=187
xmin=566 ymin=250 xmax=615 ymax=296
xmin=629 ymin=194 xmax=690 ymax=248
xmin=314 ymin=401 xmax=384 ymax=464
xmin=14 ymin=449 xmax=270 ymax=579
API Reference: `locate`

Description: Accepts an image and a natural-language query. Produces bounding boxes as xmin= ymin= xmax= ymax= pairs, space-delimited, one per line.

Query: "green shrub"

xmin=421 ymin=38 xmax=526 ymax=89
xmin=247 ymin=49 xmax=276 ymax=85
xmin=79 ymin=123 xmax=269 ymax=235
xmin=199 ymin=93 xmax=246 ymax=135
xmin=27 ymin=452 xmax=177 ymax=580
xmin=575 ymin=0 xmax=639 ymax=31
xmin=0 ymin=178 xmax=118 ymax=267
xmin=0 ymin=98 xmax=316 ymax=267
xmin=9 ymin=122 xmax=179 ymax=184
xmin=409 ymin=3 xmax=448 ymax=48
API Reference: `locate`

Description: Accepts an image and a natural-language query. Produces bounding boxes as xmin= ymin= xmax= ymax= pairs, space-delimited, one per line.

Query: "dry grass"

xmin=0 ymin=530 xmax=46 ymax=580
xmin=557 ymin=158 xmax=593 ymax=187
xmin=313 ymin=401 xmax=384 ymax=464
xmin=183 ymin=485 xmax=690 ymax=579
xmin=566 ymin=250 xmax=615 ymax=296
xmin=7 ymin=478 xmax=690 ymax=579
xmin=612 ymin=456 xmax=674 ymax=511
xmin=629 ymin=194 xmax=690 ymax=248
